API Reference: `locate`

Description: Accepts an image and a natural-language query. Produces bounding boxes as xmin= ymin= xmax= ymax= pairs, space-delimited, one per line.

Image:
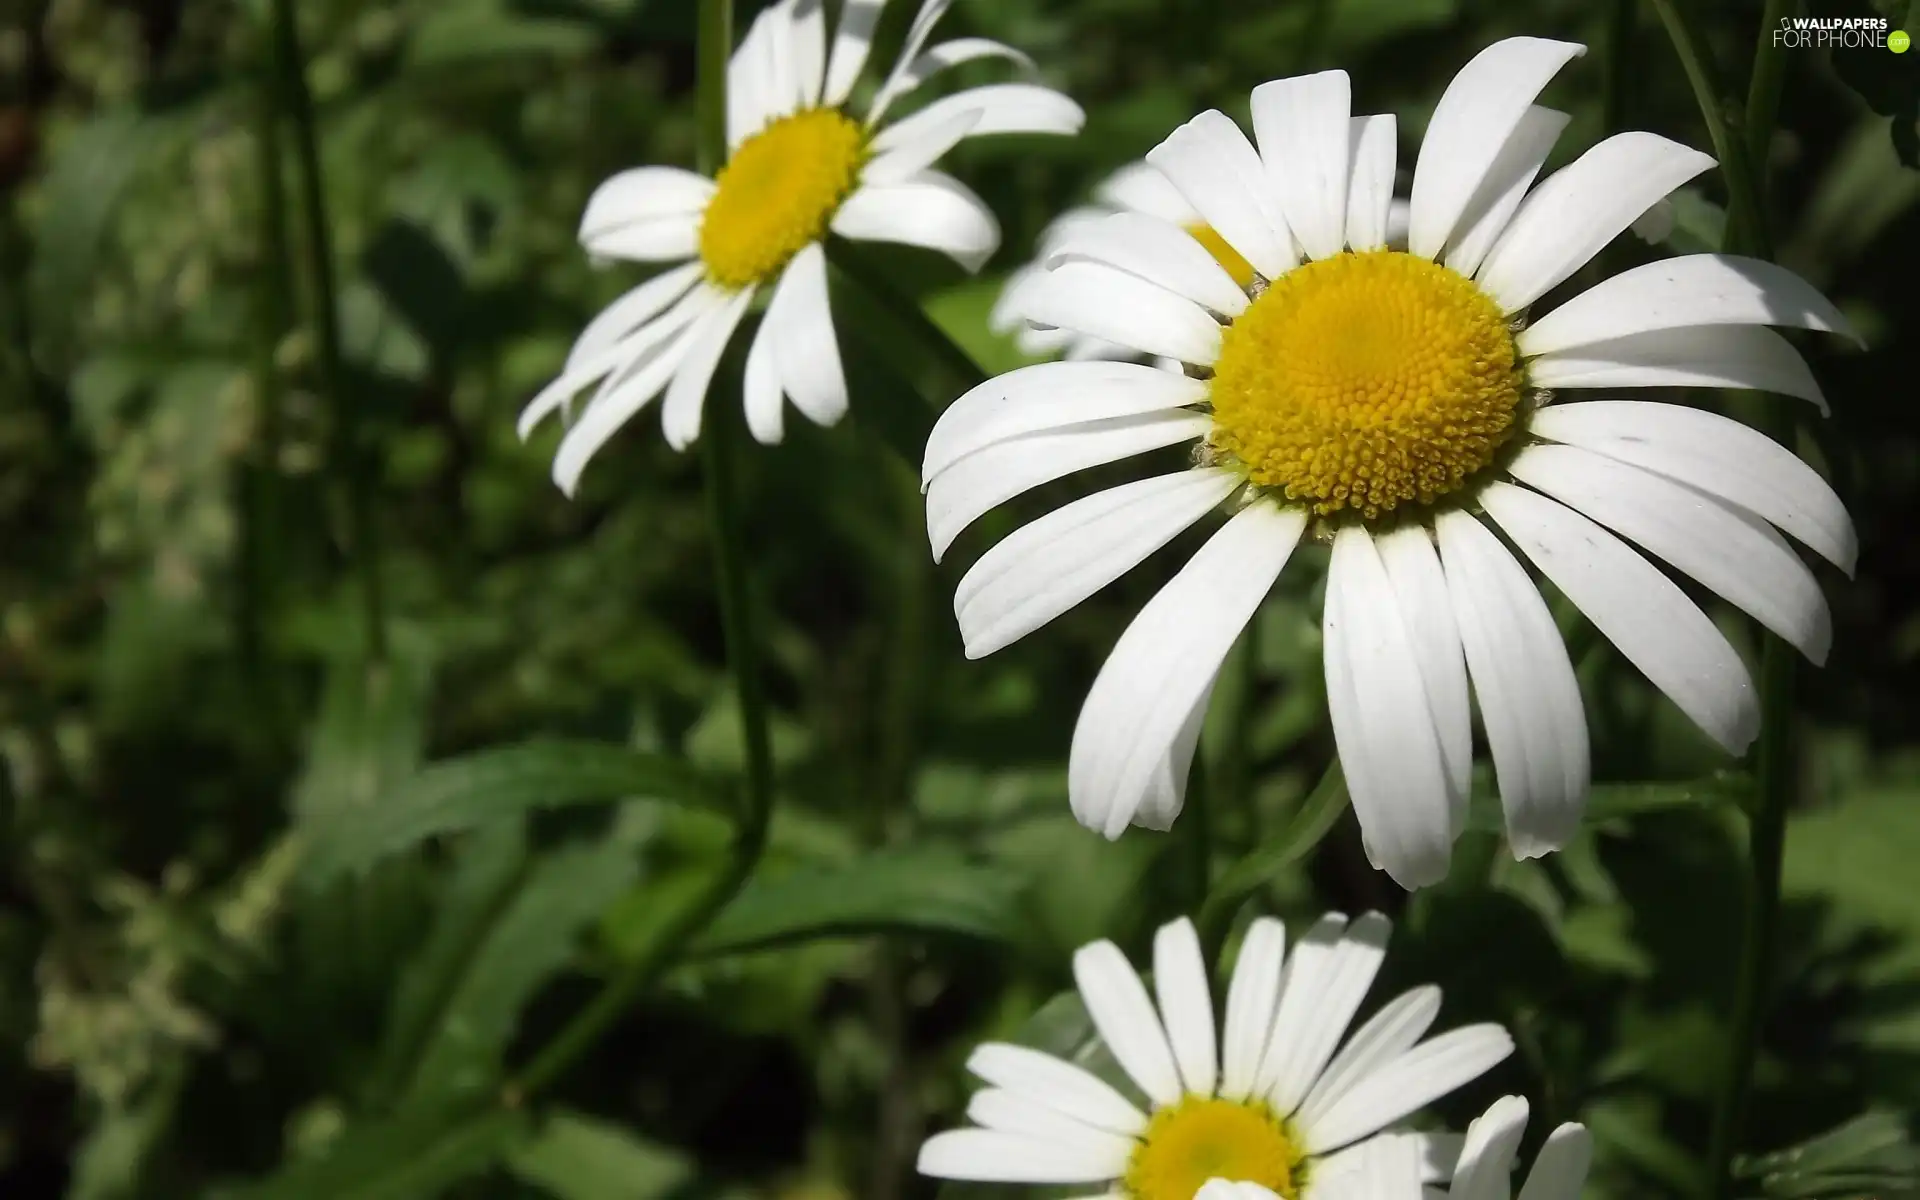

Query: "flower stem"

xmin=268 ymin=0 xmax=386 ymax=662
xmin=825 ymin=236 xmax=987 ymax=405
xmin=1649 ymin=4 xmax=1798 ymax=1196
xmin=504 ymin=0 xmax=770 ymax=1106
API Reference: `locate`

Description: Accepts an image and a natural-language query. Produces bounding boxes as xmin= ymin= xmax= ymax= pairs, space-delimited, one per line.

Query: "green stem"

xmin=1602 ymin=0 xmax=1636 ymax=140
xmin=1215 ymin=622 xmax=1262 ymax=848
xmin=1645 ymin=0 xmax=1773 ymax=259
xmin=1196 ymin=762 xmax=1348 ymax=952
xmin=504 ymin=0 xmax=767 ymax=1104
xmin=268 ymin=0 xmax=386 ymax=661
xmin=1651 ymin=4 xmax=1797 ymax=1197
xmin=241 ymin=17 xmax=296 ymax=707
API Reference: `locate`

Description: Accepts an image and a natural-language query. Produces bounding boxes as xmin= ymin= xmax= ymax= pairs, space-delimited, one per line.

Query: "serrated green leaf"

xmin=507 ymin=1110 xmax=693 ymax=1200
xmin=400 ymin=829 xmax=647 ymax=1108
xmin=689 ymin=848 xmax=1025 ymax=956
xmin=209 ymin=1106 xmax=528 ymax=1200
xmin=302 ymin=740 xmax=717 ymax=885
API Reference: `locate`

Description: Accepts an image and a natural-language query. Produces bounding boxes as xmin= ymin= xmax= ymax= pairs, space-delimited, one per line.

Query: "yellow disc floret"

xmin=1186 ymin=223 xmax=1258 ymax=290
xmin=699 ymin=108 xmax=866 ymax=290
xmin=1208 ymin=249 xmax=1523 ymax=520
xmin=1125 ymin=1097 xmax=1307 ymax=1200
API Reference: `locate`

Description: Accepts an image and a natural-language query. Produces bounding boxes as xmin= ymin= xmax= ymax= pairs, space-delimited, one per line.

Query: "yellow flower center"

xmin=698 ymin=108 xmax=866 ymax=290
xmin=1186 ymin=223 xmax=1257 ymax=290
xmin=1207 ymin=249 xmax=1523 ymax=520
xmin=1125 ymin=1097 xmax=1307 ymax=1200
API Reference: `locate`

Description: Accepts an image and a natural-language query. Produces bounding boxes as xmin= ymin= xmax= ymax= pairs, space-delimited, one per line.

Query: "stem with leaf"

xmin=268 ymin=0 xmax=386 ymax=661
xmin=1647 ymin=4 xmax=1796 ymax=1196
xmin=506 ymin=0 xmax=774 ymax=1105
xmin=1196 ymin=762 xmax=1349 ymax=953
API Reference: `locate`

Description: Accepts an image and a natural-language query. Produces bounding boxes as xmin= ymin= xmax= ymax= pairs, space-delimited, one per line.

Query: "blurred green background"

xmin=2 ymin=0 xmax=1919 ymax=1197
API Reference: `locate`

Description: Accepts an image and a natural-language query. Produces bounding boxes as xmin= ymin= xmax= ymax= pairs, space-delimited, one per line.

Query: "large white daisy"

xmin=921 ymin=36 xmax=1859 ymax=887
xmin=520 ymin=0 xmax=1083 ymax=493
xmin=917 ymin=913 xmax=1511 ymax=1200
xmin=991 ymin=162 xmax=1410 ymax=362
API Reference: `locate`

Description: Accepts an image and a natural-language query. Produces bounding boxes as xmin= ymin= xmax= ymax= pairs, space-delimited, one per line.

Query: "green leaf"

xmin=361 ymin=218 xmax=470 ymax=359
xmin=29 ymin=107 xmax=201 ymax=362
xmin=209 ymin=1106 xmax=528 ymax=1200
xmin=690 ymin=847 xmax=1026 ymax=956
xmin=1738 ymin=1111 xmax=1920 ymax=1199
xmin=399 ymin=826 xmax=649 ymax=1108
xmin=301 ymin=740 xmax=717 ymax=885
xmin=506 ymin=1110 xmax=694 ymax=1200
xmin=1464 ymin=772 xmax=1750 ymax=834
xmin=404 ymin=2 xmax=596 ymax=68
xmin=1201 ymin=763 xmax=1350 ymax=931
xmin=292 ymin=654 xmax=431 ymax=826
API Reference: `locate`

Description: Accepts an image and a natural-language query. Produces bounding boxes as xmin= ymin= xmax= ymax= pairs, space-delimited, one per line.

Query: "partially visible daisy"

xmin=1195 ymin=1094 xmax=1595 ymax=1200
xmin=916 ymin=913 xmax=1510 ymax=1200
xmin=991 ymin=161 xmax=1411 ymax=362
xmin=521 ymin=0 xmax=1083 ymax=493
xmin=922 ymin=36 xmax=1859 ymax=886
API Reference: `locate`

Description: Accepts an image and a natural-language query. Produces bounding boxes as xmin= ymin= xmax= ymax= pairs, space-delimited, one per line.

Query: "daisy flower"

xmin=917 ymin=913 xmax=1511 ymax=1200
xmin=991 ymin=162 xmax=1412 ymax=363
xmin=520 ymin=0 xmax=1083 ymax=494
xmin=921 ymin=36 xmax=1859 ymax=887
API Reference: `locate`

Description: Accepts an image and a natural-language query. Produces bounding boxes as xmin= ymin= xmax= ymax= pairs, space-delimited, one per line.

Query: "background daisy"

xmin=918 ymin=913 xmax=1510 ymax=1200
xmin=519 ymin=0 xmax=1083 ymax=493
xmin=923 ymin=36 xmax=1858 ymax=887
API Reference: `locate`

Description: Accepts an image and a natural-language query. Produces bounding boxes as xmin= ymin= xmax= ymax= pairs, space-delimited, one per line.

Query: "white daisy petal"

xmin=1318 ymin=1132 xmax=1467 ymax=1185
xmin=1017 ymin=260 xmax=1224 ymax=365
xmin=1146 ymin=109 xmax=1299 ymax=279
xmin=1201 ymin=1182 xmax=1283 ymax=1200
xmin=1295 ymin=985 xmax=1442 ymax=1130
xmin=1517 ymin=253 xmax=1859 ymax=356
xmin=870 ymin=84 xmax=1087 ymax=151
xmin=1517 ymin=1124 xmax=1595 ymax=1200
xmin=871 ymin=37 xmax=1036 ymax=123
xmin=742 ymin=316 xmax=784 ymax=445
xmin=866 ymin=0 xmax=952 ymax=123
xmin=546 ymin=292 xmax=723 ymax=491
xmin=524 ymin=284 xmax=712 ymax=442
xmin=1153 ymin=917 xmax=1220 ymax=1096
xmin=1482 ymin=480 xmax=1758 ymax=755
xmin=862 ymin=109 xmax=982 ymax=184
xmin=822 ymin=0 xmax=884 ymax=107
xmin=1345 ymin=115 xmax=1398 ymax=252
xmin=1447 ymin=1096 xmax=1531 ymax=1200
xmin=1131 ymin=677 xmax=1216 ymax=832
xmin=729 ymin=11 xmax=776 ymax=149
xmin=758 ymin=0 xmax=800 ymax=123
xmin=1262 ymin=911 xmax=1393 ymax=1114
xmin=1047 ymin=211 xmax=1250 ymax=318
xmin=789 ymin=0 xmax=827 ymax=107
xmin=928 ymin=412 xmax=1211 ymax=559
xmin=1250 ymin=913 xmax=1347 ymax=1098
xmin=1442 ymin=105 xmax=1569 ymax=280
xmin=1434 ymin=509 xmax=1589 ymax=859
xmin=1386 ymin=197 xmax=1412 ymax=249
xmin=1525 ymin=324 xmax=1827 ymax=412
xmin=1507 ymin=443 xmax=1832 ymax=663
xmin=923 ymin=361 xmax=1208 ymax=483
xmin=953 ymin=468 xmax=1240 ymax=655
xmin=1375 ymin=526 xmax=1472 ymax=829
xmin=1475 ymin=132 xmax=1716 ymax=311
xmin=1220 ymin=917 xmax=1288 ymax=1102
xmin=965 ymin=1043 xmax=1149 ymax=1136
xmin=1529 ymin=399 xmax=1855 ymax=573
xmin=1408 ymin=37 xmax=1586 ymax=260
xmin=764 ymin=243 xmax=847 ymax=428
xmin=1250 ymin=70 xmax=1352 ymax=261
xmin=1094 ymin=162 xmax=1199 ymax=224
xmin=586 ymin=216 xmax=701 ymax=263
xmin=579 ymin=168 xmax=713 ymax=247
xmin=564 ymin=262 xmax=705 ymax=373
xmin=1069 ymin=502 xmax=1308 ymax=838
xmin=660 ymin=287 xmax=755 ymax=452
xmin=833 ymin=170 xmax=1001 ymax=271
xmin=1074 ymin=938 xmax=1185 ymax=1107
xmin=1300 ymin=1024 xmax=1515 ymax=1154
xmin=1324 ymin=530 xmax=1456 ymax=889
xmin=916 ymin=1128 xmax=1129 ymax=1184
xmin=965 ymin=1089 xmax=1140 ymax=1158
xmin=1309 ymin=1129 xmax=1427 ymax=1200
